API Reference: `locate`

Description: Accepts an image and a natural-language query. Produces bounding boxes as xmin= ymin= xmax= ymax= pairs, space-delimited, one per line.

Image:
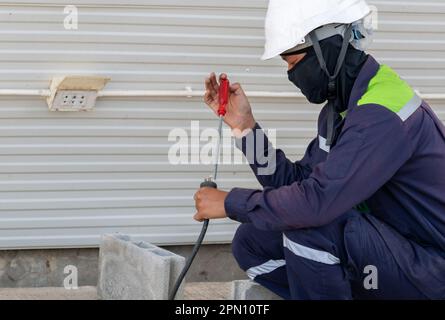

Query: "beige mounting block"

xmin=47 ymin=75 xmax=110 ymax=111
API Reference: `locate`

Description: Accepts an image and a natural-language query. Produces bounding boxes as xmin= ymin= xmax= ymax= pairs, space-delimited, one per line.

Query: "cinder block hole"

xmin=114 ymin=234 xmax=131 ymax=241
xmin=135 ymin=241 xmax=154 ymax=249
xmin=149 ymin=249 xmax=172 ymax=257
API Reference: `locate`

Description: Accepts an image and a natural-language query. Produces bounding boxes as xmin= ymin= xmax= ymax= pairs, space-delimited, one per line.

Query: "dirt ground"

xmin=0 ymin=282 xmax=232 ymax=300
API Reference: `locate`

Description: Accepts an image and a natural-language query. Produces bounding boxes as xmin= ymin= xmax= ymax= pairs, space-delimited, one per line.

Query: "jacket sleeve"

xmin=235 ymin=122 xmax=314 ymax=188
xmin=225 ymin=105 xmax=414 ymax=230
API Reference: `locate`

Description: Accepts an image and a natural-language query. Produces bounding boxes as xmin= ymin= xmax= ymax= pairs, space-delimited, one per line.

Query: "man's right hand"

xmin=204 ymin=73 xmax=256 ymax=134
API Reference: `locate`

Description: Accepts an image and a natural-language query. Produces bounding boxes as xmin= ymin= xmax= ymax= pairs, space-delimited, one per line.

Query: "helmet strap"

xmin=309 ymin=24 xmax=353 ymax=146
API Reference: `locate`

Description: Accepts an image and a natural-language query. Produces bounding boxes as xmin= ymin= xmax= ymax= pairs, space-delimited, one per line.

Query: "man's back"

xmin=368 ymin=100 xmax=445 ymax=252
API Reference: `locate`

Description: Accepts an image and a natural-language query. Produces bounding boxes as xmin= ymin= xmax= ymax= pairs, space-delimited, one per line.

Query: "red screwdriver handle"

xmin=218 ymin=78 xmax=229 ymax=116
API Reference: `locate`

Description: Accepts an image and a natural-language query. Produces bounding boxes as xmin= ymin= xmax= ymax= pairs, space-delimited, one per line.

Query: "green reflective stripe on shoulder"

xmin=340 ymin=110 xmax=347 ymax=119
xmin=357 ymin=65 xmax=415 ymax=114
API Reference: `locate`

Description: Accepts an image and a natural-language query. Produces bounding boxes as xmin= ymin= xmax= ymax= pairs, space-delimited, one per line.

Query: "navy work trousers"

xmin=232 ymin=210 xmax=428 ymax=299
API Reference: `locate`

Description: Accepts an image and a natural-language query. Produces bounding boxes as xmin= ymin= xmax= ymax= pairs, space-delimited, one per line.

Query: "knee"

xmin=343 ymin=213 xmax=374 ymax=261
xmin=285 ymin=209 xmax=361 ymax=243
xmin=231 ymin=223 xmax=256 ymax=269
xmin=282 ymin=212 xmax=362 ymax=264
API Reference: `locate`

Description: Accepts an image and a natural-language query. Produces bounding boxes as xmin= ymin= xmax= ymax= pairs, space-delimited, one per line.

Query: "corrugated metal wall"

xmin=0 ymin=0 xmax=443 ymax=249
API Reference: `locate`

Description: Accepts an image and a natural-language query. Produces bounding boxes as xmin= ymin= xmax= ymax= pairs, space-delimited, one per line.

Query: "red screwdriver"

xmin=213 ymin=78 xmax=229 ymax=181
xmin=169 ymin=77 xmax=229 ymax=300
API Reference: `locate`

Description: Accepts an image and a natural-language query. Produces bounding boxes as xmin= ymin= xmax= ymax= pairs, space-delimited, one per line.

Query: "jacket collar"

xmin=347 ymin=55 xmax=381 ymax=110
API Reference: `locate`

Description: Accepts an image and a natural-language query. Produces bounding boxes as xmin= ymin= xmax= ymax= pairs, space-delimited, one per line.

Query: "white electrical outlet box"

xmin=47 ymin=75 xmax=110 ymax=112
xmin=52 ymin=90 xmax=97 ymax=111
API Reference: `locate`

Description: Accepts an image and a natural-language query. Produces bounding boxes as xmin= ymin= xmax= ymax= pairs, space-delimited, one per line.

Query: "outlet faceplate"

xmin=51 ymin=90 xmax=97 ymax=111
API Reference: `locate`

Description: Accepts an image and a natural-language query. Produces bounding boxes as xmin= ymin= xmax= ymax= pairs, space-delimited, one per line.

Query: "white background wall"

xmin=0 ymin=0 xmax=443 ymax=249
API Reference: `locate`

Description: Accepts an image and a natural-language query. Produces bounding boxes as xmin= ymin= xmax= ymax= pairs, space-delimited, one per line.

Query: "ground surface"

xmin=0 ymin=282 xmax=231 ymax=300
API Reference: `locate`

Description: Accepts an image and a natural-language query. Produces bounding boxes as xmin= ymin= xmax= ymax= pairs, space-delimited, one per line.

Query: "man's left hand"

xmin=193 ymin=188 xmax=228 ymax=221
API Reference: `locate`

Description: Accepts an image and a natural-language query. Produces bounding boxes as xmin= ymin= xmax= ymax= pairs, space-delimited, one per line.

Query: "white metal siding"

xmin=0 ymin=0 xmax=444 ymax=249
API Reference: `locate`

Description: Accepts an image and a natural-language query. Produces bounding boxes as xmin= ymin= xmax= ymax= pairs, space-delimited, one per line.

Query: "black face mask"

xmin=286 ymin=32 xmax=368 ymax=146
xmin=287 ymin=35 xmax=368 ymax=109
xmin=287 ymin=48 xmax=329 ymax=104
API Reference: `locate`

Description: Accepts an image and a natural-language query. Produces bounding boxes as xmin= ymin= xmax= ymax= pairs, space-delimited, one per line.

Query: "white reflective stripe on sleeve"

xmin=246 ymin=259 xmax=286 ymax=280
xmin=283 ymin=234 xmax=340 ymax=265
xmin=318 ymin=135 xmax=330 ymax=153
xmin=397 ymin=94 xmax=422 ymax=121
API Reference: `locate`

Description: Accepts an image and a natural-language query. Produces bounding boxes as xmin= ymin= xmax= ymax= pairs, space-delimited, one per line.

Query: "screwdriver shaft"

xmin=213 ymin=115 xmax=224 ymax=181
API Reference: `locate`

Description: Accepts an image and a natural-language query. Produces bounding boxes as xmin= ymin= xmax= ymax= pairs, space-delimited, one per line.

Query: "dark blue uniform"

xmin=224 ymin=56 xmax=445 ymax=299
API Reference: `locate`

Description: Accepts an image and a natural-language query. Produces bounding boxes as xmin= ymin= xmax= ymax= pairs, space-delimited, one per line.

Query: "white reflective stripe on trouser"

xmin=246 ymin=259 xmax=286 ymax=280
xmin=283 ymin=234 xmax=340 ymax=265
xmin=397 ymin=94 xmax=422 ymax=122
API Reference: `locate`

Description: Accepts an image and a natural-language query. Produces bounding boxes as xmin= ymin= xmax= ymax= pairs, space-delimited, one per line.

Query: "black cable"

xmin=169 ymin=179 xmax=217 ymax=300
xmin=169 ymin=219 xmax=209 ymax=300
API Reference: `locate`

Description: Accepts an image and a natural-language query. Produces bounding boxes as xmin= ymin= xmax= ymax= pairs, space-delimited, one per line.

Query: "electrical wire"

xmin=169 ymin=115 xmax=224 ymax=300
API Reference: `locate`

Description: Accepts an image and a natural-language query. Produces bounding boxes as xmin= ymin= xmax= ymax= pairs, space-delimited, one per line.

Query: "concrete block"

xmin=0 ymin=244 xmax=245 ymax=288
xmin=230 ymin=280 xmax=283 ymax=300
xmin=97 ymin=234 xmax=185 ymax=300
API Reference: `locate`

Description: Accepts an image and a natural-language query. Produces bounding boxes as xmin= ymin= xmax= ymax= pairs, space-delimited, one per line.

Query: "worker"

xmin=193 ymin=0 xmax=445 ymax=299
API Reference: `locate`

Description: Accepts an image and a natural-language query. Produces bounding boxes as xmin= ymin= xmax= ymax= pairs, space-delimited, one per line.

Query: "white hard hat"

xmin=262 ymin=0 xmax=371 ymax=60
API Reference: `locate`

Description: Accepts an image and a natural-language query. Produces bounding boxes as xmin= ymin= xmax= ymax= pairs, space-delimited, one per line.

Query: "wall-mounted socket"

xmin=52 ymin=90 xmax=97 ymax=111
xmin=47 ymin=76 xmax=110 ymax=112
